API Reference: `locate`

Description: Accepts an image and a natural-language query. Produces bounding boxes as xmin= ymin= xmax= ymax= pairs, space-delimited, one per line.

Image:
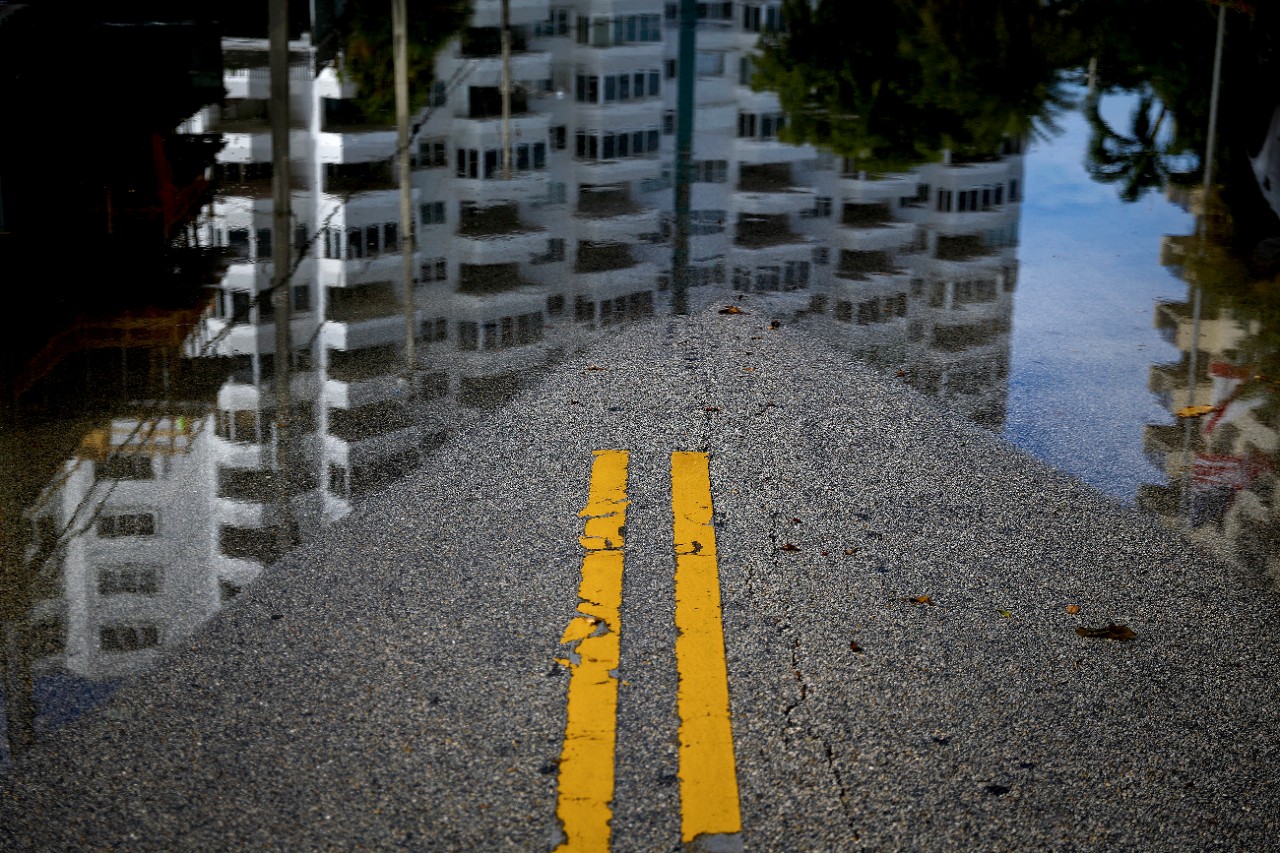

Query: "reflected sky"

xmin=1010 ymin=89 xmax=1196 ymax=499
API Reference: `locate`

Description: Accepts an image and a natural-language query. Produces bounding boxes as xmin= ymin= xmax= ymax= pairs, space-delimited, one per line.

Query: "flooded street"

xmin=3 ymin=1 xmax=1280 ymax=848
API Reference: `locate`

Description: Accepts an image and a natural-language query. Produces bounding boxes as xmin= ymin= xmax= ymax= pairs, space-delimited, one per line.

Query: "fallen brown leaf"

xmin=1066 ymin=605 xmax=1080 ymax=614
xmin=1176 ymin=404 xmax=1214 ymax=418
xmin=719 ymin=305 xmax=746 ymax=315
xmin=779 ymin=543 xmax=800 ymax=552
xmin=1075 ymin=623 xmax=1136 ymax=641
xmin=586 ymin=365 xmax=605 ymax=372
xmin=906 ymin=595 xmax=936 ymax=606
xmin=850 ymin=640 xmax=864 ymax=654
xmin=769 ymin=320 xmax=781 ymax=330
xmin=704 ymin=406 xmax=722 ymax=412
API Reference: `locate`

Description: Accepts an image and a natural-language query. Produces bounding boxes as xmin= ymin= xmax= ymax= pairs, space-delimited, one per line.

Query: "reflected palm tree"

xmin=1083 ymin=88 xmax=1175 ymax=202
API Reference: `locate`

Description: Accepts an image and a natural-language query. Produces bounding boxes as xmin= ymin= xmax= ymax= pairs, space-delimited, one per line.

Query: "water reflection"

xmin=1140 ymin=175 xmax=1280 ymax=576
xmin=2 ymin=0 xmax=1275 ymax=773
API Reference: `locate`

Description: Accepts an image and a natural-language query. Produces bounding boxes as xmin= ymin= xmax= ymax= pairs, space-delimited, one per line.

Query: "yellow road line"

xmin=554 ymin=449 xmax=629 ymax=852
xmin=671 ymin=451 xmax=743 ymax=846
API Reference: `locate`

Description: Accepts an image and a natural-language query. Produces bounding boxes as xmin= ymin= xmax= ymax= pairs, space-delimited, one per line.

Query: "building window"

xmin=98 ymin=565 xmax=161 ymax=596
xmin=455 ymin=144 xmax=548 ymax=178
xmin=695 ymin=51 xmax=724 ymax=78
xmin=743 ymin=3 xmax=782 ymax=33
xmin=421 ymin=316 xmax=448 ymax=341
xmin=97 ymin=512 xmax=156 ymax=538
xmin=801 ymin=196 xmax=833 ymax=218
xmin=690 ymin=209 xmax=726 ymax=235
xmin=532 ymin=237 xmax=566 ymax=264
xmin=421 ymin=257 xmax=448 ymax=281
xmin=577 ymin=14 xmax=662 ymax=46
xmin=576 ymin=71 xmax=660 ymax=103
xmin=100 ymin=624 xmax=160 ymax=652
xmin=536 ymin=7 xmax=571 ymax=36
xmin=420 ymin=201 xmax=447 ymax=225
xmin=458 ymin=321 xmax=479 ymax=351
xmin=415 ymin=138 xmax=448 ymax=168
xmin=784 ymin=260 xmax=811 ymax=288
xmin=813 ymin=246 xmax=830 ymax=266
xmin=575 ymin=128 xmax=662 ymax=161
xmin=293 ymin=284 xmax=312 ymax=312
xmin=95 ymin=454 xmax=154 ymax=481
xmin=737 ymin=112 xmax=786 ymax=140
xmin=693 ymin=160 xmax=728 ymax=183
xmin=552 ymin=125 xmax=567 ymax=150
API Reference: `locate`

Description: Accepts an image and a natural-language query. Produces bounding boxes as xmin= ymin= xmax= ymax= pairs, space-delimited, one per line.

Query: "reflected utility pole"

xmin=1180 ymin=4 xmax=1227 ymax=527
xmin=671 ymin=0 xmax=696 ymax=314
xmin=501 ymin=0 xmax=512 ymax=180
xmin=270 ymin=0 xmax=295 ymax=556
xmin=394 ymin=0 xmax=416 ymax=384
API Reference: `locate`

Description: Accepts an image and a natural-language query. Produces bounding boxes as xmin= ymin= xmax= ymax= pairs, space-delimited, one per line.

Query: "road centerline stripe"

xmin=671 ymin=451 xmax=743 ymax=849
xmin=554 ymin=449 xmax=629 ymax=852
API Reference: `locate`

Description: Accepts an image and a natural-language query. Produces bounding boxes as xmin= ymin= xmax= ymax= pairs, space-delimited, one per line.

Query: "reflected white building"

xmin=5 ymin=0 xmax=1026 ymax=754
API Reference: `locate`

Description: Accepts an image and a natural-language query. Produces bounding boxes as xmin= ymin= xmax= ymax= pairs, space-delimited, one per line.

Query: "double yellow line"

xmin=553 ymin=450 xmax=742 ymax=852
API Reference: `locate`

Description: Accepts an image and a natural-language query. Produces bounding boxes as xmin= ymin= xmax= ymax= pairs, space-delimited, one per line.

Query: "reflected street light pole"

xmin=393 ymin=0 xmax=416 ymax=385
xmin=270 ymin=0 xmax=295 ymax=556
xmin=671 ymin=0 xmax=697 ymax=315
xmin=1180 ymin=3 xmax=1227 ymax=527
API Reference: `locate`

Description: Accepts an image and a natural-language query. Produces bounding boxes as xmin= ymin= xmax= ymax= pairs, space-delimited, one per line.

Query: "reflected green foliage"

xmin=1083 ymin=89 xmax=1175 ymax=201
xmin=751 ymin=0 xmax=1075 ymax=173
xmin=338 ymin=0 xmax=472 ymax=123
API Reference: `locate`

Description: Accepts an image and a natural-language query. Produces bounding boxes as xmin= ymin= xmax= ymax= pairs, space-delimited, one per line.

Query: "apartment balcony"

xmin=737 ymin=162 xmax=797 ymax=193
xmin=735 ymin=187 xmax=816 ymax=217
xmin=928 ymin=319 xmax=1011 ymax=355
xmin=734 ymin=137 xmax=817 ymax=165
xmin=837 ymin=220 xmax=919 ymax=254
xmin=223 ymin=62 xmax=313 ymax=100
xmin=319 ymin=253 xmax=405 ymax=289
xmin=835 ymin=249 xmax=903 ymax=282
xmin=733 ymin=213 xmax=805 ymax=250
xmin=837 ymin=171 xmax=918 ymax=203
xmin=574 ymin=241 xmax=640 ymax=274
xmin=574 ymin=156 xmax=663 ymax=185
xmin=440 ymin=49 xmax=552 ymax=90
xmin=457 ymin=220 xmax=548 ymax=265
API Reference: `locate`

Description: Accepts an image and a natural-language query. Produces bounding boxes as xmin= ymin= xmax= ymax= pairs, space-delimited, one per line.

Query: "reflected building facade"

xmin=2 ymin=0 xmax=1026 ymax=766
xmin=1140 ymin=189 xmax=1280 ymax=578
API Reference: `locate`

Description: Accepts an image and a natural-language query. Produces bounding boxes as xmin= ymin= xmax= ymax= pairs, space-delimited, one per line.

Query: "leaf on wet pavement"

xmin=849 ymin=640 xmax=864 ymax=654
xmin=905 ymin=595 xmax=936 ymax=606
xmin=788 ymin=517 xmax=802 ymax=525
xmin=586 ymin=365 xmax=606 ymax=372
xmin=1175 ymin=404 xmax=1215 ymax=418
xmin=719 ymin=305 xmax=746 ymax=315
xmin=996 ymin=609 xmax=1012 ymax=618
xmin=779 ymin=543 xmax=800 ymax=552
xmin=703 ymin=406 xmax=722 ymax=412
xmin=1066 ymin=604 xmax=1080 ymax=614
xmin=1075 ymin=623 xmax=1137 ymax=641
xmin=769 ymin=320 xmax=781 ymax=330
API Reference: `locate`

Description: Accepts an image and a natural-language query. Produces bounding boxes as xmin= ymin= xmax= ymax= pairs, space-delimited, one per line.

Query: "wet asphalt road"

xmin=3 ymin=299 xmax=1280 ymax=851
